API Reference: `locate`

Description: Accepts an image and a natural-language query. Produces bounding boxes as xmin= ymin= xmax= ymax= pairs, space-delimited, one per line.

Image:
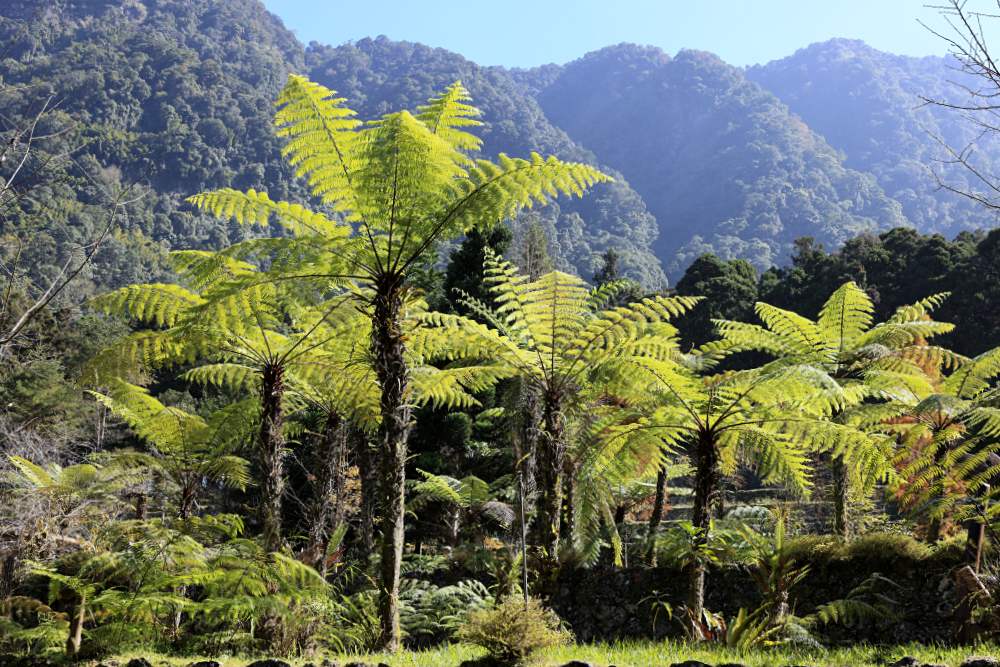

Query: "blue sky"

xmin=261 ymin=0 xmax=948 ymax=67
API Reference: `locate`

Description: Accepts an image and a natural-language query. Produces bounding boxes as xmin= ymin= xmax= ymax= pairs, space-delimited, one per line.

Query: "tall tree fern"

xmin=893 ymin=345 xmax=1000 ymax=546
xmin=186 ymin=76 xmax=609 ymax=649
xmin=609 ymin=349 xmax=884 ymax=636
xmin=452 ymin=251 xmax=700 ymax=563
xmin=713 ymin=282 xmax=950 ymax=536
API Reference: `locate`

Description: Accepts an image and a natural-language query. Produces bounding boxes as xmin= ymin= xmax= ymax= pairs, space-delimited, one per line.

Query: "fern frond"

xmin=416 ymin=81 xmax=482 ymax=151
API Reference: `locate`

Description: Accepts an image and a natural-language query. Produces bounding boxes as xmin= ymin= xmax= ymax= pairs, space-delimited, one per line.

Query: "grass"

xmin=102 ymin=640 xmax=1000 ymax=666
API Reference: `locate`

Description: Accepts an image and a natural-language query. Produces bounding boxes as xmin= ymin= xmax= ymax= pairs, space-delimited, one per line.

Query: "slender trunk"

xmin=358 ymin=436 xmax=378 ymax=559
xmin=561 ymin=459 xmax=576 ymax=544
xmin=259 ymin=362 xmax=286 ymax=553
xmin=179 ymin=483 xmax=195 ymax=520
xmin=372 ymin=278 xmax=412 ymax=652
xmin=66 ymin=591 xmax=85 ymax=656
xmin=831 ymin=455 xmax=849 ymax=539
xmin=534 ymin=391 xmax=565 ymax=559
xmin=687 ymin=431 xmax=719 ymax=639
xmin=517 ymin=467 xmax=529 ymax=609
xmin=926 ymin=440 xmax=948 ymax=544
xmin=514 ymin=383 xmax=540 ymax=531
xmin=134 ymin=492 xmax=147 ymax=520
xmin=647 ymin=463 xmax=669 ymax=565
xmin=302 ymin=411 xmax=348 ymax=575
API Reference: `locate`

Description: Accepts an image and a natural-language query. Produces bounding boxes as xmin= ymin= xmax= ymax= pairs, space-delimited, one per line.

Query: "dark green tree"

xmin=675 ymin=254 xmax=758 ymax=349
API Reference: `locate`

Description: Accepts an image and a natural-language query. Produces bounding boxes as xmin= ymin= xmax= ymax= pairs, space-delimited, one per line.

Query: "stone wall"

xmin=550 ymin=545 xmax=968 ymax=644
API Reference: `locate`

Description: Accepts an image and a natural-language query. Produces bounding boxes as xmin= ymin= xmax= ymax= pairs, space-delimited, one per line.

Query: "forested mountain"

xmin=304 ymin=37 xmax=667 ymax=287
xmin=0 ymin=0 xmax=309 ymax=290
xmin=0 ymin=1 xmax=666 ymax=290
xmin=3 ymin=0 xmax=1000 ymax=288
xmin=523 ymin=44 xmax=909 ymax=273
xmin=748 ymin=38 xmax=1000 ymax=235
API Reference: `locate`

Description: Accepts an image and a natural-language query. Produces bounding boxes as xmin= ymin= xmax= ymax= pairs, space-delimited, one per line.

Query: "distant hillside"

xmin=748 ymin=38 xmax=1000 ymax=235
xmin=0 ymin=0 xmax=307 ymax=288
xmin=525 ymin=44 xmax=909 ymax=273
xmin=304 ymin=37 xmax=667 ymax=287
xmin=3 ymin=1 xmax=1000 ymax=289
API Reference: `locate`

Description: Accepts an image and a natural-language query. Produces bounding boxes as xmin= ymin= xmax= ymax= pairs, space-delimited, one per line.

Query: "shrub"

xmin=456 ymin=596 xmax=571 ymax=665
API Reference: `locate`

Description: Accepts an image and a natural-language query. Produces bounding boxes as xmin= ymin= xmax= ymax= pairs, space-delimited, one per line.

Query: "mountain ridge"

xmin=1 ymin=0 xmax=997 ymax=288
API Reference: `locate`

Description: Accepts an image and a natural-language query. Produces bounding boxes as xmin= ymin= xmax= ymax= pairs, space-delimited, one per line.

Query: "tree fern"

xmin=714 ymin=282 xmax=950 ymax=537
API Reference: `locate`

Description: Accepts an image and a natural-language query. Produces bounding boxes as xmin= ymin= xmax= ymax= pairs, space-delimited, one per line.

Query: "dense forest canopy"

xmin=3 ymin=0 xmax=1000 ymax=291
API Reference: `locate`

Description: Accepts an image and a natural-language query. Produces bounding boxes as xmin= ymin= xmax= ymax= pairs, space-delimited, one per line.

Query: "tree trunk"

xmin=134 ymin=492 xmax=147 ymax=520
xmin=687 ymin=431 xmax=719 ymax=638
xmin=646 ymin=463 xmax=669 ymax=565
xmin=534 ymin=391 xmax=565 ymax=559
xmin=358 ymin=436 xmax=378 ymax=559
xmin=259 ymin=362 xmax=286 ymax=553
xmin=179 ymin=483 xmax=195 ymax=520
xmin=301 ymin=411 xmax=348 ymax=575
xmin=831 ymin=455 xmax=849 ymax=539
xmin=560 ymin=459 xmax=576 ymax=544
xmin=513 ymin=382 xmax=540 ymax=532
xmin=371 ymin=278 xmax=412 ymax=652
xmin=66 ymin=591 xmax=85 ymax=656
xmin=926 ymin=440 xmax=949 ymax=544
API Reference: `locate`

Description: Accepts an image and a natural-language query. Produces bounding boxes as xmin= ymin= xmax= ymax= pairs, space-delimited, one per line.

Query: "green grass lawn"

xmin=104 ymin=640 xmax=1000 ymax=666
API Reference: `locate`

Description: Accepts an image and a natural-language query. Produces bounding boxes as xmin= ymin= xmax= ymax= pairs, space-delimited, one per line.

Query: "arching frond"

xmin=817 ymin=281 xmax=874 ymax=352
xmin=187 ymin=189 xmax=349 ymax=239
xmin=90 ymin=284 xmax=204 ymax=328
xmin=273 ymin=74 xmax=361 ymax=213
xmin=416 ymin=81 xmax=482 ymax=151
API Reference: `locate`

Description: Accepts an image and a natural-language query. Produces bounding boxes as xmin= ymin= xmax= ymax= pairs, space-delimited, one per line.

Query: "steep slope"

xmin=306 ymin=37 xmax=667 ymax=287
xmin=748 ymin=38 xmax=1000 ymax=235
xmin=527 ymin=44 xmax=909 ymax=274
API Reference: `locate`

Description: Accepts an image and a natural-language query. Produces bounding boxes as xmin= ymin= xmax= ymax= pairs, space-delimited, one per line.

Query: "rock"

xmin=456 ymin=659 xmax=506 ymax=667
xmin=717 ymin=663 xmax=749 ymax=667
xmin=669 ymin=662 xmax=712 ymax=667
xmin=343 ymin=662 xmax=373 ymax=667
xmin=560 ymin=662 xmax=593 ymax=667
xmin=187 ymin=662 xmax=221 ymax=667
xmin=960 ymin=659 xmax=1000 ymax=667
xmin=246 ymin=661 xmax=293 ymax=667
xmin=126 ymin=660 xmax=153 ymax=667
xmin=889 ymin=659 xmax=921 ymax=667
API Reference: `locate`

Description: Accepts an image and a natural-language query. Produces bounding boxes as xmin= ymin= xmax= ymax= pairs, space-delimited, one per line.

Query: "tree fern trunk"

xmin=259 ymin=362 xmax=286 ymax=553
xmin=514 ymin=382 xmax=540 ymax=532
xmin=179 ymin=483 xmax=195 ymax=520
xmin=535 ymin=391 xmax=565 ymax=560
xmin=646 ymin=463 xmax=669 ymax=565
xmin=134 ymin=492 xmax=147 ymax=520
xmin=372 ymin=278 xmax=412 ymax=652
xmin=66 ymin=591 xmax=85 ymax=656
xmin=302 ymin=410 xmax=348 ymax=575
xmin=561 ymin=459 xmax=576 ymax=544
xmin=926 ymin=439 xmax=948 ymax=544
xmin=688 ymin=431 xmax=719 ymax=637
xmin=358 ymin=436 xmax=378 ymax=560
xmin=831 ymin=455 xmax=849 ymax=539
